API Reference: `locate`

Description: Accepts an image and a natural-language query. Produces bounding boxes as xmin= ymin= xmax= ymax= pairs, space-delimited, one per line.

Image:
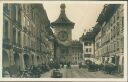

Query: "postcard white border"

xmin=0 ymin=1 xmax=127 ymax=82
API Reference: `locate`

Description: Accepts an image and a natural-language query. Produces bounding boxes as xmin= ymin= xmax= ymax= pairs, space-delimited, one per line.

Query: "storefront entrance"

xmin=23 ymin=54 xmax=29 ymax=68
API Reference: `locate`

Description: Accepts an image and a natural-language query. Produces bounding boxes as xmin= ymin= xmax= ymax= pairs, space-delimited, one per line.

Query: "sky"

xmin=43 ymin=3 xmax=104 ymax=40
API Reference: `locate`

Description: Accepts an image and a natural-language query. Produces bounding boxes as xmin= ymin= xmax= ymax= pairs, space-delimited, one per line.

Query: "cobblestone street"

xmin=41 ymin=65 xmax=123 ymax=78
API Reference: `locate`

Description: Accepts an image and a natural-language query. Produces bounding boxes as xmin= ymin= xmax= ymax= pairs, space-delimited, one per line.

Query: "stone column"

xmin=34 ymin=54 xmax=37 ymax=66
xmin=3 ymin=49 xmax=10 ymax=68
xmin=10 ymin=49 xmax=14 ymax=66
xmin=8 ymin=49 xmax=11 ymax=67
xmin=119 ymin=54 xmax=123 ymax=73
xmin=29 ymin=52 xmax=33 ymax=66
xmin=19 ymin=53 xmax=25 ymax=71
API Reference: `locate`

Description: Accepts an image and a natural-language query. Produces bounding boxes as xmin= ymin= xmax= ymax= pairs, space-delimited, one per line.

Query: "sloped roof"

xmin=51 ymin=4 xmax=75 ymax=27
xmin=97 ymin=4 xmax=120 ymax=24
xmin=81 ymin=31 xmax=95 ymax=42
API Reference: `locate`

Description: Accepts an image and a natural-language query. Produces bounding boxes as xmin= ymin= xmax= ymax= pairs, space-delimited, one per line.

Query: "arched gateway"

xmin=51 ymin=4 xmax=75 ymax=64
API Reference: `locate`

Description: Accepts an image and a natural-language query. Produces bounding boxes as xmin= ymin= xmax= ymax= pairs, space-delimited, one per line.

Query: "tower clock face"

xmin=58 ymin=31 xmax=68 ymax=41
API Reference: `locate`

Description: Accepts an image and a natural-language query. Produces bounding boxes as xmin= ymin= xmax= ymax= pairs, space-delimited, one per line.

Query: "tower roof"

xmin=51 ymin=4 xmax=75 ymax=27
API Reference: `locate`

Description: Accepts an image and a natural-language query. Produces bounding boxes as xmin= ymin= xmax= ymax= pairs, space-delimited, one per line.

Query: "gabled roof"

xmin=51 ymin=4 xmax=75 ymax=27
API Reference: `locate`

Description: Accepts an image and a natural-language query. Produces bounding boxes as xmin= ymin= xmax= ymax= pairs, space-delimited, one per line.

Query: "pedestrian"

xmin=79 ymin=62 xmax=82 ymax=69
xmin=62 ymin=63 xmax=64 ymax=68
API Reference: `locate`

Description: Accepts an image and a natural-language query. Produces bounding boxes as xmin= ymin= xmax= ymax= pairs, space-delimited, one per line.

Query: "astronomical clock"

xmin=51 ymin=4 xmax=75 ymax=43
xmin=58 ymin=31 xmax=68 ymax=41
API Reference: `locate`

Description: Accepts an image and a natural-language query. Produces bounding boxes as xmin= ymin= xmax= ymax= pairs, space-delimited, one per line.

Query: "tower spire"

xmin=60 ymin=3 xmax=66 ymax=13
xmin=51 ymin=3 xmax=75 ymax=27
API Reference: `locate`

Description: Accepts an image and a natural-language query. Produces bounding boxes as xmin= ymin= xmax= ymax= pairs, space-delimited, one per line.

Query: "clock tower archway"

xmin=51 ymin=4 xmax=75 ymax=64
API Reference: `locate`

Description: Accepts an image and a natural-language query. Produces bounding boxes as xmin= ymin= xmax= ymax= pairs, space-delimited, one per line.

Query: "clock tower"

xmin=51 ymin=4 xmax=75 ymax=64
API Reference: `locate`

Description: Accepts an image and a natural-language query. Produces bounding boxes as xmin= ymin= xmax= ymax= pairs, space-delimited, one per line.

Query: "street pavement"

xmin=41 ymin=65 xmax=123 ymax=78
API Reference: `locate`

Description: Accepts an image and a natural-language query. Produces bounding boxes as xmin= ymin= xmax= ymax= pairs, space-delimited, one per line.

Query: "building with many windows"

xmin=80 ymin=31 xmax=95 ymax=62
xmin=3 ymin=3 xmax=54 ymax=76
xmin=70 ymin=40 xmax=83 ymax=65
xmin=80 ymin=4 xmax=124 ymax=74
xmin=96 ymin=4 xmax=124 ymax=73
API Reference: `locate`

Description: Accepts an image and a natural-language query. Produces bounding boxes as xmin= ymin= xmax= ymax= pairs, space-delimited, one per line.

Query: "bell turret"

xmin=51 ymin=3 xmax=75 ymax=28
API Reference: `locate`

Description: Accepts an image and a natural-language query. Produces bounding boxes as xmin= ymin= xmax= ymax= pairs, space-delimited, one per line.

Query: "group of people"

xmin=79 ymin=60 xmax=118 ymax=75
xmin=20 ymin=63 xmax=54 ymax=78
xmin=3 ymin=61 xmax=73 ymax=78
xmin=2 ymin=63 xmax=52 ymax=78
xmin=60 ymin=62 xmax=71 ymax=69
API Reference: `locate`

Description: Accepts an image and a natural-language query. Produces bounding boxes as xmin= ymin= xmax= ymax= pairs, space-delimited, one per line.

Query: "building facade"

xmin=70 ymin=41 xmax=83 ymax=65
xmin=80 ymin=5 xmax=124 ymax=73
xmin=95 ymin=30 xmax=102 ymax=63
xmin=96 ymin=4 xmax=124 ymax=73
xmin=3 ymin=3 xmax=54 ymax=76
xmin=83 ymin=41 xmax=95 ymax=58
xmin=80 ymin=31 xmax=95 ymax=62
